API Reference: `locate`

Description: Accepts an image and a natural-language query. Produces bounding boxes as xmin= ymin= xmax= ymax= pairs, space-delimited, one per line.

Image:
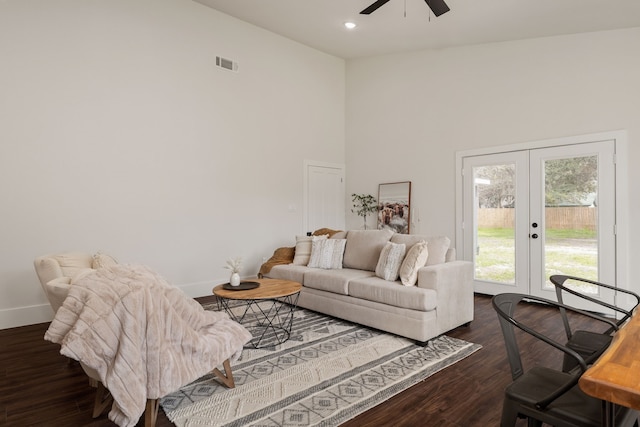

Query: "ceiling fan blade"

xmin=424 ymin=0 xmax=450 ymax=16
xmin=360 ymin=0 xmax=392 ymax=15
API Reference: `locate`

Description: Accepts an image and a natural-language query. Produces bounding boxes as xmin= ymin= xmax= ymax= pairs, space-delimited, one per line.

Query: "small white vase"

xmin=230 ymin=272 xmax=241 ymax=287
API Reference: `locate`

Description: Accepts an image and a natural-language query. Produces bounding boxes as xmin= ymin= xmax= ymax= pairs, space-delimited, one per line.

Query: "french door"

xmin=461 ymin=141 xmax=617 ymax=310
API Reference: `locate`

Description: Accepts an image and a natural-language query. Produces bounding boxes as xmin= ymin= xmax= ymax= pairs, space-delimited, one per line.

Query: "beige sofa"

xmin=263 ymin=229 xmax=474 ymax=343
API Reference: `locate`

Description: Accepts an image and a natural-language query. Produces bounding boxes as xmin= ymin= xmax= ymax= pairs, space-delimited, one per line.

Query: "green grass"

xmin=546 ymin=228 xmax=596 ymax=239
xmin=477 ymin=228 xmax=514 ymax=239
xmin=475 ymin=228 xmax=515 ymax=282
xmin=475 ymin=227 xmax=597 ymax=284
xmin=477 ymin=227 xmax=596 ymax=239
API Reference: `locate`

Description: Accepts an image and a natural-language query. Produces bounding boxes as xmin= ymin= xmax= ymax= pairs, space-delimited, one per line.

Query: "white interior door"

xmin=462 ymin=140 xmax=617 ymax=310
xmin=304 ymin=161 xmax=345 ymax=233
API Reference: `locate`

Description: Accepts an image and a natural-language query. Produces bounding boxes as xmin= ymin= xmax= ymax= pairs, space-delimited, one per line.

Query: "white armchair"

xmin=34 ymin=252 xmax=126 ymax=419
xmin=34 ymin=251 xmax=117 ymax=313
xmin=35 ymin=254 xmax=248 ymax=427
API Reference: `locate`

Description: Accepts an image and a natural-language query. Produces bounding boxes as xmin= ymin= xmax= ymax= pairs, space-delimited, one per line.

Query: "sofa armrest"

xmin=416 ymin=260 xmax=474 ymax=333
xmin=44 ymin=277 xmax=72 ymax=314
xmin=416 ymin=260 xmax=470 ymax=290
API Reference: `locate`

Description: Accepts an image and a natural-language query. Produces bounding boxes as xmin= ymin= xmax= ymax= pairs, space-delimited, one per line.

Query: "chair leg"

xmin=92 ymin=381 xmax=113 ymax=418
xmin=212 ymin=359 xmax=235 ymax=388
xmin=145 ymin=399 xmax=159 ymax=427
xmin=500 ymin=399 xmax=520 ymax=427
xmin=91 ymin=361 xmax=232 ymax=426
xmin=93 ymin=386 xmax=159 ymax=427
xmin=527 ymin=418 xmax=543 ymax=427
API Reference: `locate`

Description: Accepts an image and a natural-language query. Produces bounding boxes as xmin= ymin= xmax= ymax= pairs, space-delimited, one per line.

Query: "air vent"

xmin=216 ymin=56 xmax=238 ymax=72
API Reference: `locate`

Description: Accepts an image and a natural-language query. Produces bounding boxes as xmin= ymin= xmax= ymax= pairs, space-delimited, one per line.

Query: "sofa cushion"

xmin=308 ymin=238 xmax=347 ymax=269
xmin=266 ymin=264 xmax=309 ymax=283
xmin=303 ymin=268 xmax=375 ymax=295
xmin=375 ymin=241 xmax=406 ymax=281
xmin=53 ymin=252 xmax=94 ymax=278
xmin=398 ymin=241 xmax=429 ymax=286
xmin=390 ymin=234 xmax=450 ymax=266
xmin=343 ymin=229 xmax=394 ymax=271
xmin=423 ymin=236 xmax=450 ymax=265
xmin=292 ymin=235 xmax=327 ymax=265
xmin=348 ymin=276 xmax=437 ymax=311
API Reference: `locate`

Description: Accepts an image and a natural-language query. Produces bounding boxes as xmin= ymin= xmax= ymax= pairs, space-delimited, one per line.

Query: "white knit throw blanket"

xmin=45 ymin=264 xmax=251 ymax=427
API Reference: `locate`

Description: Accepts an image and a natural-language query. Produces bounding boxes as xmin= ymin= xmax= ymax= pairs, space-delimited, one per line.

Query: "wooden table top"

xmin=212 ymin=277 xmax=302 ymax=300
xmin=579 ymin=312 xmax=640 ymax=409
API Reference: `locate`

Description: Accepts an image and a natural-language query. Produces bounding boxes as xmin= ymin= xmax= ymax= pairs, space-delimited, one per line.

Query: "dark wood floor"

xmin=0 ymin=294 xmax=596 ymax=426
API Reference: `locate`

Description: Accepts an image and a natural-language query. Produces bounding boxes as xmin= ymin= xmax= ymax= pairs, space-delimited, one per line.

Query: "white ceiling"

xmin=193 ymin=0 xmax=640 ymax=59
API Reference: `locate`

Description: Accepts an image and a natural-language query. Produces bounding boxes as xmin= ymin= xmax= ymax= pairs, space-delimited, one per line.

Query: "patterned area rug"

xmin=160 ymin=302 xmax=481 ymax=427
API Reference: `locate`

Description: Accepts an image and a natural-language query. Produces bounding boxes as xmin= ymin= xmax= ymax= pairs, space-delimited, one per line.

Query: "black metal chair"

xmin=492 ymin=293 xmax=638 ymax=427
xmin=551 ymin=274 xmax=640 ymax=371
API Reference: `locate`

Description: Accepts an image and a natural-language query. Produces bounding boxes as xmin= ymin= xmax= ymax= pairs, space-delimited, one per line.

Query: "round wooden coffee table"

xmin=213 ymin=278 xmax=302 ymax=349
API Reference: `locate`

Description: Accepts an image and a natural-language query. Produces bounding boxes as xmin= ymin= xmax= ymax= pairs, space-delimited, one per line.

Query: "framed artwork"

xmin=378 ymin=181 xmax=411 ymax=234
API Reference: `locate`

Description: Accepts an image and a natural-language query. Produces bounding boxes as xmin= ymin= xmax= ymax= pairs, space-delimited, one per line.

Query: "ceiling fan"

xmin=360 ymin=0 xmax=450 ymax=17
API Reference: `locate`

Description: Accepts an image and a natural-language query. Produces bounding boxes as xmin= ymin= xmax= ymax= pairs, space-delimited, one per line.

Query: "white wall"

xmin=3 ymin=2 xmax=638 ymax=329
xmin=0 ymin=0 xmax=345 ymax=328
xmin=346 ymin=28 xmax=640 ymax=290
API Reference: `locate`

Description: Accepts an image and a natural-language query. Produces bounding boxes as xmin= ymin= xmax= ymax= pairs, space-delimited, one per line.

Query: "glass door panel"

xmin=463 ymin=151 xmax=529 ymax=295
xmin=544 ymin=156 xmax=598 ymax=289
xmin=474 ymin=164 xmax=516 ymax=285
xmin=529 ymin=142 xmax=616 ymax=311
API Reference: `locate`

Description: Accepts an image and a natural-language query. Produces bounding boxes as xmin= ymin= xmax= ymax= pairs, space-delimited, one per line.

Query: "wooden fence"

xmin=478 ymin=207 xmax=597 ymax=230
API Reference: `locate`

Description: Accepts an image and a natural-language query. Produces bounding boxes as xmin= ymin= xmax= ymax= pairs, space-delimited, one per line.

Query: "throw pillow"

xmin=307 ymin=238 xmax=347 ymax=269
xmin=375 ymin=241 xmax=406 ymax=281
xmin=292 ymin=236 xmax=312 ymax=265
xmin=92 ymin=252 xmax=118 ymax=269
xmin=390 ymin=234 xmax=449 ymax=266
xmin=292 ymin=235 xmax=325 ymax=265
xmin=399 ymin=241 xmax=429 ymax=286
xmin=424 ymin=236 xmax=450 ymax=266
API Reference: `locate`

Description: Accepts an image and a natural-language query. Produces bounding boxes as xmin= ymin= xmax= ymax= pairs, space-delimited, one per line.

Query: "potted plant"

xmin=351 ymin=193 xmax=378 ymax=230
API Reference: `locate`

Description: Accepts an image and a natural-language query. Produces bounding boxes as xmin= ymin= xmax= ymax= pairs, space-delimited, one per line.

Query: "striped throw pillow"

xmin=375 ymin=241 xmax=406 ymax=281
xmin=307 ymin=238 xmax=347 ymax=269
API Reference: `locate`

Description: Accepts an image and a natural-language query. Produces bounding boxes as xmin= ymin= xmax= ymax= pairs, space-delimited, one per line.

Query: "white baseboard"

xmin=0 ymin=304 xmax=54 ymax=330
xmin=177 ymin=280 xmax=219 ymax=299
xmin=0 ymin=279 xmax=222 ymax=330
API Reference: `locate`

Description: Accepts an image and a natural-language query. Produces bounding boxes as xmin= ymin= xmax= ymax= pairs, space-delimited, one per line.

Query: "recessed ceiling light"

xmin=344 ymin=22 xmax=357 ymax=30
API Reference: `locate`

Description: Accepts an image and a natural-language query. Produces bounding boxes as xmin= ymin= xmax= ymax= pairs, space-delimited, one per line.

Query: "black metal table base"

xmin=217 ymin=293 xmax=300 ymax=349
